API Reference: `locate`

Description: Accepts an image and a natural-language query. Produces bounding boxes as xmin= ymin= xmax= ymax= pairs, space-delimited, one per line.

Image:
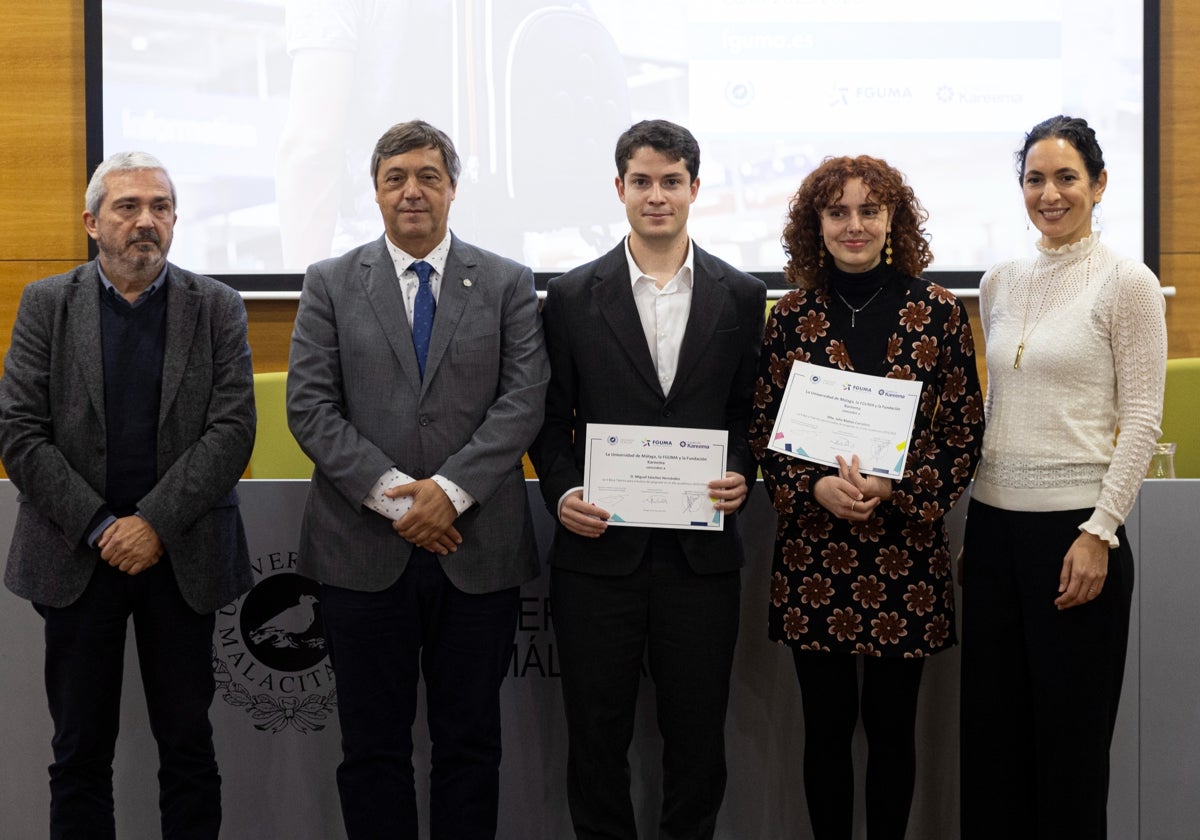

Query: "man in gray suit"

xmin=0 ymin=152 xmax=256 ymax=840
xmin=286 ymin=120 xmax=548 ymax=840
xmin=529 ymin=120 xmax=766 ymax=839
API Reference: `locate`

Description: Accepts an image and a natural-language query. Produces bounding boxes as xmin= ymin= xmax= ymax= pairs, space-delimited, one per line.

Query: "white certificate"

xmin=583 ymin=423 xmax=728 ymax=531
xmin=767 ymin=361 xmax=923 ymax=479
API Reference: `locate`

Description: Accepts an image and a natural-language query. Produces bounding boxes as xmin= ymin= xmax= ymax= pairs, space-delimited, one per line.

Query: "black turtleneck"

xmin=824 ymin=261 xmax=907 ymax=376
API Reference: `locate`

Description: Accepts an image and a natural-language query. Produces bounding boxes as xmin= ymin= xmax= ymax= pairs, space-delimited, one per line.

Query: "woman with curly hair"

xmin=748 ymin=155 xmax=984 ymax=839
xmin=959 ymin=116 xmax=1166 ymax=839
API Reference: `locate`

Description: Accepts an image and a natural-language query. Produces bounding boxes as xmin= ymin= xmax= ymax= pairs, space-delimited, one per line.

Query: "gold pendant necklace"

xmin=1014 ymin=263 xmax=1057 ymax=369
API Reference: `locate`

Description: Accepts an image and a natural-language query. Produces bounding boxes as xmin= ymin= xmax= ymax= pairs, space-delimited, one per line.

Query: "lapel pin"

xmin=462 ymin=278 xmax=473 ymax=288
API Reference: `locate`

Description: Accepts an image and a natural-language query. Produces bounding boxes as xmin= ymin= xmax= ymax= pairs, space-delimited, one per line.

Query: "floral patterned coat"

xmin=748 ymin=274 xmax=984 ymax=657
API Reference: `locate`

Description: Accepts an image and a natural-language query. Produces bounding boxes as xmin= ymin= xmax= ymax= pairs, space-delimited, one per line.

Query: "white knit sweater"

xmin=973 ymin=233 xmax=1167 ymax=547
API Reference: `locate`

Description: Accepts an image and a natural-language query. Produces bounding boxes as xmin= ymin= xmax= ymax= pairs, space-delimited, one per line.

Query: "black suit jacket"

xmin=530 ymin=241 xmax=765 ymax=576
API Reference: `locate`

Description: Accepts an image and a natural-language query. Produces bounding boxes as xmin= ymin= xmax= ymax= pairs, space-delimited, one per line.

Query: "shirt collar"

xmin=624 ymin=236 xmax=694 ymax=291
xmin=385 ymin=231 xmax=453 ymax=278
xmin=97 ymin=261 xmax=168 ymax=306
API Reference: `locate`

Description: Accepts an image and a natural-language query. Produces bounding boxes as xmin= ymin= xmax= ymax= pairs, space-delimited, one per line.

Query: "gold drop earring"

xmin=818 ymin=242 xmax=826 ymax=268
xmin=884 ymin=234 xmax=893 ymax=266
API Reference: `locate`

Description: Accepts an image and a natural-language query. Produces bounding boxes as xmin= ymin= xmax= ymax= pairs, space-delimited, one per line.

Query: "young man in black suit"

xmin=530 ymin=120 xmax=766 ymax=840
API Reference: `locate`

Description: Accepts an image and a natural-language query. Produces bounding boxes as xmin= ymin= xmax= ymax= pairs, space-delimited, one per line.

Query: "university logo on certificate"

xmin=583 ymin=423 xmax=728 ymax=530
xmin=767 ymin=361 xmax=923 ymax=479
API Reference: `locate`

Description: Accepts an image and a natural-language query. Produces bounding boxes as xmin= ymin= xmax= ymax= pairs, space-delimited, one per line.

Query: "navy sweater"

xmin=99 ymin=285 xmax=167 ymax=516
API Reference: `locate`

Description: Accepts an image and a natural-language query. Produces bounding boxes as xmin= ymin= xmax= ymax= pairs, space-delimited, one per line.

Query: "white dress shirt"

xmin=625 ymin=236 xmax=694 ymax=397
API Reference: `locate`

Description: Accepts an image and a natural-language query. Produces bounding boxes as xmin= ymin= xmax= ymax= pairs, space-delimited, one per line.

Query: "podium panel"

xmin=2 ymin=480 xmax=1193 ymax=838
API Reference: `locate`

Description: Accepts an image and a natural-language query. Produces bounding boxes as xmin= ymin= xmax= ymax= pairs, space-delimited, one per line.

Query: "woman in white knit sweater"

xmin=959 ymin=115 xmax=1167 ymax=839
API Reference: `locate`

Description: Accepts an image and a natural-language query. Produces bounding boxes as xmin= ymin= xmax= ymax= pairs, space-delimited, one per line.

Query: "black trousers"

xmin=960 ymin=500 xmax=1134 ymax=840
xmin=551 ymin=531 xmax=740 ymax=840
xmin=35 ymin=558 xmax=220 ymax=840
xmin=320 ymin=549 xmax=520 ymax=840
xmin=792 ymin=650 xmax=926 ymax=840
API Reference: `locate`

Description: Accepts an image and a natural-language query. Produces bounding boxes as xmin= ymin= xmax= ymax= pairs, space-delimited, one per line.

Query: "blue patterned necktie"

xmin=410 ymin=260 xmax=436 ymax=379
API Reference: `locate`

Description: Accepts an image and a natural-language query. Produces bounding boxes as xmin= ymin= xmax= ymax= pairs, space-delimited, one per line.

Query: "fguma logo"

xmin=212 ymin=550 xmax=337 ymax=734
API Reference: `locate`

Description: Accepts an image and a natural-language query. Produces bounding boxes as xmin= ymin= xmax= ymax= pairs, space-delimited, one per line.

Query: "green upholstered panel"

xmin=1161 ymin=358 xmax=1200 ymax=478
xmin=248 ymin=371 xmax=314 ymax=479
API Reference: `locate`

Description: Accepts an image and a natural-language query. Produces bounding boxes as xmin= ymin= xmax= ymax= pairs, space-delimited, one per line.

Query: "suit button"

xmin=419 ymin=415 xmax=430 ymax=427
xmin=662 ymin=410 xmax=673 ymax=418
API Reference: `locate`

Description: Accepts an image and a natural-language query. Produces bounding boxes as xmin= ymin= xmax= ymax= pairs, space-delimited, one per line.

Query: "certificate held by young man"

xmin=583 ymin=423 xmax=728 ymax=530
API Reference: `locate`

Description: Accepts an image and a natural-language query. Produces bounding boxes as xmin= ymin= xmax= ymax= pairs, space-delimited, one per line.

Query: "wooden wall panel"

xmin=1162 ymin=254 xmax=1200 ymax=357
xmin=1160 ymin=0 xmax=1200 ymax=253
xmin=1159 ymin=0 xmax=1200 ymax=362
xmin=245 ymin=301 xmax=299 ymax=372
xmin=0 ymin=3 xmax=88 ymax=262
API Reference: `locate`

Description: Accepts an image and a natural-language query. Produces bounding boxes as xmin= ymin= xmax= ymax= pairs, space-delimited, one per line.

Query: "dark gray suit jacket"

xmin=530 ymin=241 xmax=766 ymax=576
xmin=286 ymin=234 xmax=549 ymax=595
xmin=0 ymin=262 xmax=257 ymax=614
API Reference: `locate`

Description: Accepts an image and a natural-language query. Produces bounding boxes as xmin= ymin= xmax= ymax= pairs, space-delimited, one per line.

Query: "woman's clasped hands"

xmin=813 ymin=454 xmax=894 ymax=521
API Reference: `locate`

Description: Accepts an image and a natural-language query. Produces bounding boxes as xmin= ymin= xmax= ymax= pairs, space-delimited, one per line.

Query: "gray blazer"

xmin=286 ymin=234 xmax=549 ymax=595
xmin=0 ymin=262 xmax=257 ymax=614
xmin=529 ymin=241 xmax=766 ymax=576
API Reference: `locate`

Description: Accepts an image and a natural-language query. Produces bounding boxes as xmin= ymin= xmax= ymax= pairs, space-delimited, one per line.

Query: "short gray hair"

xmin=85 ymin=151 xmax=177 ymax=216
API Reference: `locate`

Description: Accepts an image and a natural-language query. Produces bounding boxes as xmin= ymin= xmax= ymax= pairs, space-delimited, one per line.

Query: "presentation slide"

xmin=99 ymin=0 xmax=1147 ymax=276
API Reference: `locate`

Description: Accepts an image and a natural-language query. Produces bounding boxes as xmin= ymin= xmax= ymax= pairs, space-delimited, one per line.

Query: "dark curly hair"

xmin=781 ymin=155 xmax=932 ymax=289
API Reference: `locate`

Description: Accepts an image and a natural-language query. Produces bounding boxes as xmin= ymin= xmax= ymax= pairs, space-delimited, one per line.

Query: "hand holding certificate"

xmin=583 ymin=423 xmax=729 ymax=530
xmin=767 ymin=361 xmax=923 ymax=478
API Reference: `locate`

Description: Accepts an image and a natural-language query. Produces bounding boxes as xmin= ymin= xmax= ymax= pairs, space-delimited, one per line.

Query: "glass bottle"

xmin=1146 ymin=442 xmax=1176 ymax=479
